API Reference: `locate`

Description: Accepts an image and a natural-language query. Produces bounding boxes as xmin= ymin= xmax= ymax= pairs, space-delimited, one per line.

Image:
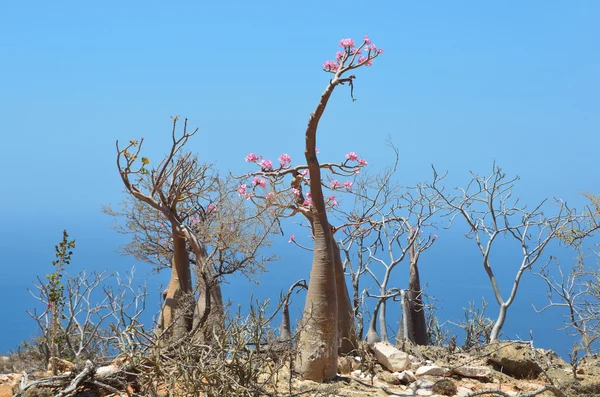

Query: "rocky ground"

xmin=1 ymin=341 xmax=599 ymax=397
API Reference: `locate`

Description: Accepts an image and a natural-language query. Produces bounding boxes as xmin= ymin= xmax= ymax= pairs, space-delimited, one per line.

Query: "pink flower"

xmin=302 ymin=169 xmax=309 ymax=176
xmin=358 ymin=158 xmax=368 ymax=166
xmin=266 ymin=192 xmax=276 ymax=201
xmin=364 ymin=59 xmax=373 ymax=67
xmin=364 ymin=36 xmax=372 ymax=45
xmin=353 ymin=48 xmax=362 ymax=55
xmin=292 ymin=188 xmax=301 ymax=196
xmin=339 ymin=38 xmax=355 ymax=49
xmin=323 ymin=60 xmax=339 ymax=72
xmin=238 ymin=184 xmax=247 ymax=195
xmin=358 ymin=56 xmax=367 ymax=64
xmin=206 ymin=203 xmax=217 ymax=214
xmin=341 ymin=227 xmax=346 ymax=233
xmin=316 ymin=148 xmax=320 ymax=153
xmin=336 ymin=51 xmax=343 ymax=61
xmin=303 ymin=198 xmax=312 ymax=206
xmin=378 ymin=48 xmax=384 ymax=54
xmin=190 ymin=216 xmax=200 ymax=223
xmin=433 ymin=234 xmax=438 ymax=240
xmin=245 ymin=193 xmax=253 ymax=200
xmin=354 ymin=168 xmax=360 ymax=174
xmin=288 ymin=234 xmax=295 ymax=243
xmin=329 ymin=195 xmax=339 ymax=206
xmin=330 ymin=180 xmax=342 ymax=189
xmin=252 ymin=176 xmax=267 ymax=188
xmin=245 ymin=153 xmax=259 ymax=162
xmin=344 ymin=181 xmax=353 ymax=190
xmin=278 ymin=153 xmax=292 ymax=168
xmin=306 ymin=192 xmax=312 ymax=199
xmin=345 ymin=152 xmax=358 ymax=161
xmin=368 ymin=44 xmax=377 ymax=52
xmin=259 ymin=159 xmax=273 ymax=171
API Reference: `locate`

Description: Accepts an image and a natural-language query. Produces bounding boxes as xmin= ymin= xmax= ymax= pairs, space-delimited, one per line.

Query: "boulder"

xmin=415 ymin=365 xmax=448 ymax=377
xmin=487 ymin=342 xmax=542 ymax=379
xmin=370 ymin=342 xmax=410 ymax=372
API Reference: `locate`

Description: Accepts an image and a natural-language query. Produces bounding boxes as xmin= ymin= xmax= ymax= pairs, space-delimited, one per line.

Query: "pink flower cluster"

xmin=330 ymin=179 xmax=354 ymax=191
xmin=345 ymin=152 xmax=368 ymax=167
xmin=278 ymin=153 xmax=292 ymax=168
xmin=245 ymin=153 xmax=292 ymax=171
xmin=323 ymin=60 xmax=339 ymax=72
xmin=252 ymin=176 xmax=267 ymax=188
xmin=206 ymin=203 xmax=217 ymax=214
xmin=323 ymin=36 xmax=384 ymax=73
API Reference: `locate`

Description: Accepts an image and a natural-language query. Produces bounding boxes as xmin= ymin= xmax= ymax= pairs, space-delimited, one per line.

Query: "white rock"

xmin=452 ymin=365 xmax=492 ymax=379
xmin=456 ymin=386 xmax=476 ymax=397
xmin=415 ymin=365 xmax=449 ymax=377
xmin=351 ymin=369 xmax=362 ymax=377
xmin=370 ymin=342 xmax=410 ymax=372
xmin=396 ymin=370 xmax=417 ymax=384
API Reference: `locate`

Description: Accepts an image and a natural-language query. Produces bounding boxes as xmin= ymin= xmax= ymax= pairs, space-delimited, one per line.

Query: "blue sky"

xmin=0 ymin=1 xmax=598 ymax=356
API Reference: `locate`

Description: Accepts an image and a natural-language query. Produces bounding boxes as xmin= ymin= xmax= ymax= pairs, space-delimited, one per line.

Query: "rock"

xmin=431 ymin=379 xmax=458 ymax=396
xmin=396 ymin=370 xmax=417 ymax=384
xmin=487 ymin=342 xmax=542 ymax=379
xmin=350 ymin=369 xmax=362 ymax=377
xmin=415 ymin=365 xmax=449 ymax=377
xmin=452 ymin=365 xmax=492 ymax=379
xmin=370 ymin=342 xmax=410 ymax=372
xmin=456 ymin=386 xmax=475 ymax=397
xmin=338 ymin=356 xmax=354 ymax=374
xmin=378 ymin=371 xmax=400 ymax=385
xmin=47 ymin=357 xmax=75 ymax=374
xmin=409 ymin=379 xmax=435 ymax=390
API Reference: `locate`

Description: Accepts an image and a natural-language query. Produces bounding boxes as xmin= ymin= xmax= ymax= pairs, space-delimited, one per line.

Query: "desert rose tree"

xmin=241 ymin=37 xmax=383 ymax=381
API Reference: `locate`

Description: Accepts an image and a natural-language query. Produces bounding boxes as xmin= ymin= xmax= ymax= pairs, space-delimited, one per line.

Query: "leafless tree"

xmin=429 ymin=163 xmax=579 ymax=342
xmin=114 ymin=116 xmax=277 ymax=343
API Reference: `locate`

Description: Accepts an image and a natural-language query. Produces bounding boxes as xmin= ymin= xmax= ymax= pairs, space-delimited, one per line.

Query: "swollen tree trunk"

xmin=406 ymin=259 xmax=428 ymax=345
xmin=160 ymin=232 xmax=194 ymax=340
xmin=365 ymin=300 xmax=382 ymax=345
xmin=297 ymin=215 xmax=338 ymax=381
xmin=296 ymin=80 xmax=340 ymax=381
xmin=332 ymin=236 xmax=358 ymax=354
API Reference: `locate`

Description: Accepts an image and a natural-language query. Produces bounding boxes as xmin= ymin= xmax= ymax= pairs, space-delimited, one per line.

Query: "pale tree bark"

xmin=332 ymin=235 xmax=358 ymax=353
xmin=429 ymin=163 xmax=578 ymax=343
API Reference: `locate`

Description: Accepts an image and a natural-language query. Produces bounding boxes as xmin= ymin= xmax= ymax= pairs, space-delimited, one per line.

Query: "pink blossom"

xmin=238 ymin=184 xmax=247 ymax=195
xmin=266 ymin=192 xmax=276 ymax=201
xmin=364 ymin=59 xmax=373 ymax=67
xmin=358 ymin=56 xmax=367 ymax=64
xmin=358 ymin=158 xmax=368 ymax=166
xmin=368 ymin=44 xmax=377 ymax=52
xmin=323 ymin=60 xmax=339 ymax=72
xmin=345 ymin=152 xmax=358 ymax=161
xmin=330 ymin=180 xmax=342 ymax=189
xmin=354 ymin=168 xmax=360 ymax=174
xmin=344 ymin=181 xmax=353 ymax=190
xmin=303 ymin=198 xmax=312 ymax=206
xmin=364 ymin=35 xmax=372 ymax=45
xmin=316 ymin=148 xmax=320 ymax=153
xmin=288 ymin=234 xmax=295 ymax=243
xmin=339 ymin=38 xmax=355 ymax=49
xmin=329 ymin=195 xmax=339 ymax=206
xmin=378 ymin=48 xmax=384 ymax=54
xmin=206 ymin=203 xmax=217 ymax=214
xmin=433 ymin=234 xmax=438 ymax=240
xmin=245 ymin=153 xmax=259 ymax=162
xmin=190 ymin=216 xmax=200 ymax=223
xmin=278 ymin=153 xmax=292 ymax=168
xmin=292 ymin=188 xmax=301 ymax=196
xmin=341 ymin=227 xmax=346 ymax=233
xmin=252 ymin=176 xmax=267 ymax=188
xmin=245 ymin=193 xmax=253 ymax=200
xmin=336 ymin=51 xmax=343 ymax=61
xmin=306 ymin=192 xmax=312 ymax=199
xmin=353 ymin=48 xmax=362 ymax=55
xmin=259 ymin=159 xmax=273 ymax=171
xmin=302 ymin=169 xmax=309 ymax=176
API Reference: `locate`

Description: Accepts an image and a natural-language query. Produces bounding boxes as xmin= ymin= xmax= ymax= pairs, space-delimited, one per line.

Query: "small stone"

xmin=431 ymin=379 xmax=458 ymax=396
xmin=397 ymin=370 xmax=417 ymax=384
xmin=370 ymin=342 xmax=410 ymax=372
xmin=452 ymin=365 xmax=492 ymax=379
xmin=378 ymin=371 xmax=400 ymax=385
xmin=416 ymin=365 xmax=449 ymax=377
xmin=351 ymin=369 xmax=362 ymax=377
